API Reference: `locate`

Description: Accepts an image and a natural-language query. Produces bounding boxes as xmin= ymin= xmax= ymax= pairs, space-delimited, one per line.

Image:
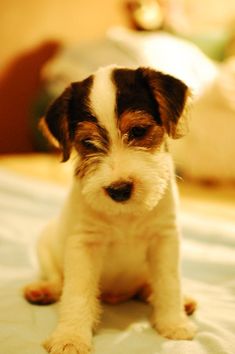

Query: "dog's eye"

xmin=81 ymin=139 xmax=97 ymax=151
xmin=129 ymin=126 xmax=149 ymax=139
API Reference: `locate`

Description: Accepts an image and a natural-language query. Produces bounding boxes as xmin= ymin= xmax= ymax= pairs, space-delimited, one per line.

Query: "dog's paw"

xmin=154 ymin=317 xmax=197 ymax=340
xmin=24 ymin=281 xmax=61 ymax=305
xmin=44 ymin=333 xmax=91 ymax=354
xmin=184 ymin=295 xmax=197 ymax=316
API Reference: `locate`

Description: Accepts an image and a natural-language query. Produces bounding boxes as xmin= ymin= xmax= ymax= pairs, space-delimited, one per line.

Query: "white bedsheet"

xmin=0 ymin=169 xmax=234 ymax=354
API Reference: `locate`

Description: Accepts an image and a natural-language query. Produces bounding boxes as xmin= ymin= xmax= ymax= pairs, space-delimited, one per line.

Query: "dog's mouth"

xmin=104 ymin=180 xmax=133 ymax=203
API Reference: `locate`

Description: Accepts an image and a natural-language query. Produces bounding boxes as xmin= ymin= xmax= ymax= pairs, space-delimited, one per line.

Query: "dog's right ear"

xmin=139 ymin=67 xmax=191 ymax=139
xmin=40 ymin=86 xmax=72 ymax=162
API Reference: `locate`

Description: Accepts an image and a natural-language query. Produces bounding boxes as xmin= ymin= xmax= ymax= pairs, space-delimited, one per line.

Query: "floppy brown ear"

xmin=140 ymin=67 xmax=190 ymax=138
xmin=40 ymin=86 xmax=72 ymax=162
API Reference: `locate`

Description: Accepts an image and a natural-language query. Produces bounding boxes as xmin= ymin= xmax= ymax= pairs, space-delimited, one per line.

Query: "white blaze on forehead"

xmin=89 ymin=66 xmax=117 ymax=141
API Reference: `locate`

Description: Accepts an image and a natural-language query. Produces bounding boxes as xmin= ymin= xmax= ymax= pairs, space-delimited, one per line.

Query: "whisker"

xmin=175 ymin=174 xmax=184 ymax=182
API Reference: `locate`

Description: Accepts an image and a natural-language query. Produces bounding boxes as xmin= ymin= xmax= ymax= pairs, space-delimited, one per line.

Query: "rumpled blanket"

xmin=0 ymin=169 xmax=234 ymax=354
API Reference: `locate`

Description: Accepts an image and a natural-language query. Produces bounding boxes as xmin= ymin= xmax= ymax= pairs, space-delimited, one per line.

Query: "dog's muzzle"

xmin=105 ymin=181 xmax=133 ymax=202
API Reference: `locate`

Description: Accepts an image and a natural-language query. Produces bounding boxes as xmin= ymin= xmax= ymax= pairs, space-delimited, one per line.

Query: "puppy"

xmin=24 ymin=65 xmax=197 ymax=354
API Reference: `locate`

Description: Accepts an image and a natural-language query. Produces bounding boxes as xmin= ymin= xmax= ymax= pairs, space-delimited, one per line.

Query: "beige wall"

xmin=1 ymin=0 xmax=235 ymax=69
xmin=183 ymin=0 xmax=235 ymax=31
xmin=0 ymin=0 xmax=127 ymax=69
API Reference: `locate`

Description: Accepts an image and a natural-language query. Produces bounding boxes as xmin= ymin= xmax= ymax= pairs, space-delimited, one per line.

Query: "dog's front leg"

xmin=148 ymin=229 xmax=197 ymax=340
xmin=44 ymin=234 xmax=103 ymax=354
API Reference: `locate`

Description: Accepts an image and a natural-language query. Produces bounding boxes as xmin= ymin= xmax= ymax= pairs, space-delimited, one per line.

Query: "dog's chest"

xmin=100 ymin=217 xmax=151 ymax=294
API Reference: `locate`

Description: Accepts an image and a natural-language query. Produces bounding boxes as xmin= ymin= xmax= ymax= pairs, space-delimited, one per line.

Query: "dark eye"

xmin=129 ymin=126 xmax=149 ymax=139
xmin=81 ymin=139 xmax=96 ymax=151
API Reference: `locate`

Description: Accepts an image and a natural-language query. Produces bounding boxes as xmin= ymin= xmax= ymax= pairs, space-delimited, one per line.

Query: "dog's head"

xmin=41 ymin=66 xmax=190 ymax=214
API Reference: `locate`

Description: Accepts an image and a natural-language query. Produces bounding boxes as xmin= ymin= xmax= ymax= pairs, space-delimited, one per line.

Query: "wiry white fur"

xmin=81 ymin=148 xmax=172 ymax=215
xmin=24 ymin=66 xmax=197 ymax=354
xmin=89 ymin=65 xmax=118 ymax=143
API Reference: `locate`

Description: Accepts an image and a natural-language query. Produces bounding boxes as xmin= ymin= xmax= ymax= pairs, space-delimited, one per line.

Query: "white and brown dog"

xmin=24 ymin=65 xmax=197 ymax=354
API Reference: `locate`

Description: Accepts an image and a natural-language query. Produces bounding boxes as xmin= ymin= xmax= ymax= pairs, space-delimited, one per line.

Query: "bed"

xmin=0 ymin=154 xmax=234 ymax=354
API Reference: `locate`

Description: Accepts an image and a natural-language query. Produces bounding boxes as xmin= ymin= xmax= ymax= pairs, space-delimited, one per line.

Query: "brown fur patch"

xmin=39 ymin=117 xmax=60 ymax=148
xmin=141 ymin=68 xmax=190 ymax=138
xmin=74 ymin=121 xmax=109 ymax=155
xmin=39 ymin=115 xmax=72 ymax=162
xmin=119 ymin=110 xmax=165 ymax=150
xmin=74 ymin=121 xmax=109 ymax=178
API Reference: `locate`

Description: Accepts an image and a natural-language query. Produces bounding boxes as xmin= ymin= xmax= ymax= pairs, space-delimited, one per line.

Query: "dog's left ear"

xmin=39 ymin=86 xmax=73 ymax=162
xmin=140 ymin=67 xmax=190 ymax=138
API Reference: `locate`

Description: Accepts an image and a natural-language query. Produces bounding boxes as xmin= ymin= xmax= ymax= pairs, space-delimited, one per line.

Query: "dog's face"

xmin=42 ymin=66 xmax=189 ymax=214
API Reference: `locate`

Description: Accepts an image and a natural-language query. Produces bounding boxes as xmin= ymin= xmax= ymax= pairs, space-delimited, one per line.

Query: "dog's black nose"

xmin=105 ymin=181 xmax=133 ymax=202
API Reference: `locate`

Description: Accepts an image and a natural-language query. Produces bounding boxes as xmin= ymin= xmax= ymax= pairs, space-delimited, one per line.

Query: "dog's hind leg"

xmin=183 ymin=295 xmax=197 ymax=316
xmin=24 ymin=221 xmax=63 ymax=305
